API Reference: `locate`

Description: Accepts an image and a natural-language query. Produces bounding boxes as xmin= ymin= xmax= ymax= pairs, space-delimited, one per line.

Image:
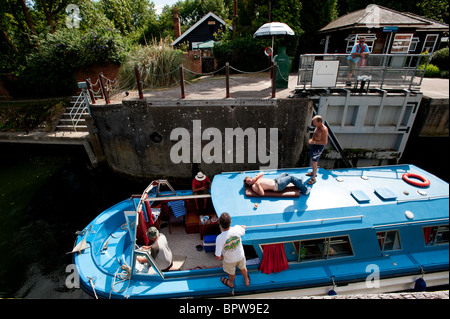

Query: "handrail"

xmin=69 ymin=89 xmax=90 ymax=132
xmin=396 ymin=194 xmax=449 ymax=203
xmin=373 ymin=218 xmax=449 ymax=229
xmin=144 ymin=194 xmax=211 ymax=202
xmin=246 ymin=215 xmax=365 ymax=230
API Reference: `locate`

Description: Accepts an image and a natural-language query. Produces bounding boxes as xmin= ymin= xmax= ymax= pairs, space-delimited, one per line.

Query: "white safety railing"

xmin=69 ymin=83 xmax=91 ymax=132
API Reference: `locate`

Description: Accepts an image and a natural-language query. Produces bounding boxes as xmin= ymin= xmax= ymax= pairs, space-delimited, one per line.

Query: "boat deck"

xmin=159 ymin=225 xmax=223 ymax=270
xmin=211 ymin=165 xmax=449 ymax=241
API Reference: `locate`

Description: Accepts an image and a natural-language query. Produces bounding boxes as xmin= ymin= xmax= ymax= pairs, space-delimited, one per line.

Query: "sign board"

xmin=311 ymin=60 xmax=340 ymax=88
xmin=383 ymin=26 xmax=398 ymax=33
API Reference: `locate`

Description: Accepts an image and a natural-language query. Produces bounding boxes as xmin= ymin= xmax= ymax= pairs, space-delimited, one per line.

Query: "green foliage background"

xmin=0 ymin=0 xmax=448 ymax=98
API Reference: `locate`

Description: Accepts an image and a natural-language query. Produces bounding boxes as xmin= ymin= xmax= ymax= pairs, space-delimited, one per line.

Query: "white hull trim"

xmin=224 ymin=271 xmax=449 ymax=299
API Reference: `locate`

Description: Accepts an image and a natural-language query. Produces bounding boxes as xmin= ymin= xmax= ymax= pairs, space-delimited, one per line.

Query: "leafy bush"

xmin=2 ymin=27 xmax=130 ymax=98
xmin=78 ymin=27 xmax=131 ymax=66
xmin=431 ymin=47 xmax=449 ymax=71
xmin=419 ymin=63 xmax=441 ymax=78
xmin=439 ymin=70 xmax=449 ymax=78
xmin=116 ymin=38 xmax=184 ymax=89
xmin=213 ymin=35 xmax=269 ymax=73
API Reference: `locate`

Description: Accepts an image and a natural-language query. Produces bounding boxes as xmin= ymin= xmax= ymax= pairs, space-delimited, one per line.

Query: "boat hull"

xmin=73 ymin=165 xmax=449 ymax=298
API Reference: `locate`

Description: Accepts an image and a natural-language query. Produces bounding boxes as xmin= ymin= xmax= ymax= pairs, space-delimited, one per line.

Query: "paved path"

xmin=108 ymin=74 xmax=449 ymax=103
xmin=283 ymin=290 xmax=449 ymax=299
xmin=419 ymin=78 xmax=449 ymax=99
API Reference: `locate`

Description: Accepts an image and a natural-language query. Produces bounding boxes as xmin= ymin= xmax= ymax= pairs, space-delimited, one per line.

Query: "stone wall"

xmin=74 ymin=63 xmax=121 ymax=87
xmin=90 ymin=98 xmax=313 ymax=179
xmin=415 ymin=96 xmax=449 ymax=137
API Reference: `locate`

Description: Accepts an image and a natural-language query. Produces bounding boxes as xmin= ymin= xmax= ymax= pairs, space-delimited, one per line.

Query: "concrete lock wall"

xmin=90 ymin=98 xmax=313 ymax=179
xmin=415 ymin=96 xmax=449 ymax=137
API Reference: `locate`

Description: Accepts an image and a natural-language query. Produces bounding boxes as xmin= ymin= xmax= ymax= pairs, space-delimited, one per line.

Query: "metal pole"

xmin=134 ymin=65 xmax=144 ymax=99
xmin=179 ymin=64 xmax=185 ymax=99
xmin=98 ymin=72 xmax=110 ymax=105
xmin=86 ymin=78 xmax=96 ymax=104
xmin=225 ymin=62 xmax=230 ymax=98
xmin=272 ymin=62 xmax=277 ymax=98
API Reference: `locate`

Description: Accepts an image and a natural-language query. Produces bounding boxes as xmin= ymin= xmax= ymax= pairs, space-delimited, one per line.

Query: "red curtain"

xmin=259 ymin=243 xmax=289 ymax=274
xmin=144 ymin=201 xmax=155 ymax=226
xmin=136 ymin=210 xmax=149 ymax=246
xmin=423 ymin=227 xmax=433 ymax=245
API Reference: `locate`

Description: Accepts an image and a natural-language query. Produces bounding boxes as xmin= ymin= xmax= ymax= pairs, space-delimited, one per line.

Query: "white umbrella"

xmin=253 ymin=22 xmax=295 ymax=54
xmin=253 ymin=22 xmax=295 ymax=37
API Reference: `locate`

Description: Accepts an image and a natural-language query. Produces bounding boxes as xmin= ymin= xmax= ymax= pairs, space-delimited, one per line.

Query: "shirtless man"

xmin=244 ymin=172 xmax=310 ymax=196
xmin=307 ymin=115 xmax=328 ymax=185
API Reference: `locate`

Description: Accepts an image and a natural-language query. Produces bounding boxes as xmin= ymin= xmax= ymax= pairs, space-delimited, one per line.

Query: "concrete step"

xmin=58 ymin=118 xmax=87 ymax=123
xmin=62 ymin=113 xmax=90 ymax=118
xmin=56 ymin=125 xmax=88 ymax=132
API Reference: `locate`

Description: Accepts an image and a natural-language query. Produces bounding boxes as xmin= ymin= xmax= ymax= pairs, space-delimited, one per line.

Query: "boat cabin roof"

xmin=210 ymin=165 xmax=449 ymax=242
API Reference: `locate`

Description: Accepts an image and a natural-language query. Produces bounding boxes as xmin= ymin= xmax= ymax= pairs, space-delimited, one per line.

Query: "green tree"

xmin=140 ymin=4 xmax=176 ymax=43
xmin=233 ymin=0 xmax=302 ymax=56
xmin=97 ymin=0 xmax=156 ymax=35
xmin=298 ymin=0 xmax=338 ymax=54
xmin=337 ymin=0 xmax=449 ymax=24
xmin=34 ymin=0 xmax=71 ymax=33
xmin=174 ymin=0 xmax=233 ymax=27
xmin=235 ymin=0 xmax=302 ymax=36
xmin=337 ymin=0 xmax=418 ymax=15
xmin=417 ymin=0 xmax=449 ymax=24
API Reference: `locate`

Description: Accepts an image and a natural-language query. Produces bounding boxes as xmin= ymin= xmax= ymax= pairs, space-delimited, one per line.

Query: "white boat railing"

xmin=373 ymin=218 xmax=449 ymax=229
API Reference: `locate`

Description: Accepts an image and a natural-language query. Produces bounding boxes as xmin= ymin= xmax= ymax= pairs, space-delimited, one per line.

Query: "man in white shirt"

xmin=215 ymin=212 xmax=250 ymax=288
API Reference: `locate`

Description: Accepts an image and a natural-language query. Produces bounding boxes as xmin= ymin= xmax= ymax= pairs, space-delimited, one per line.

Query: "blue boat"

xmin=73 ymin=164 xmax=448 ymax=298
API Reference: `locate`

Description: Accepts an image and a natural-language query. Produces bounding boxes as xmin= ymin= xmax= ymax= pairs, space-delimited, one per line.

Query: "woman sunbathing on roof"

xmin=243 ymin=172 xmax=311 ymax=196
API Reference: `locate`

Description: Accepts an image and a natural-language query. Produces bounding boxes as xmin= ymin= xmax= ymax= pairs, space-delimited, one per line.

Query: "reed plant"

xmin=116 ymin=37 xmax=184 ymax=90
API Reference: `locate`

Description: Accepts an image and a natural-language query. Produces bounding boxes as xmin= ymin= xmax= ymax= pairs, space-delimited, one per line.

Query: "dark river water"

xmin=0 ymin=143 xmax=150 ymax=298
xmin=0 ymin=136 xmax=447 ymax=298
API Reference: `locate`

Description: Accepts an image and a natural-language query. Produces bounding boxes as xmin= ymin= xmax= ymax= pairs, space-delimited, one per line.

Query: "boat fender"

xmin=328 ymin=276 xmax=337 ymax=295
xmin=414 ymin=278 xmax=426 ymax=292
xmin=402 ymin=173 xmax=430 ymax=188
xmin=327 ymin=289 xmax=337 ymax=296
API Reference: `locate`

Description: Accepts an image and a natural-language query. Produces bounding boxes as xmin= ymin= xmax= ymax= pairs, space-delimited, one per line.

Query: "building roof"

xmin=171 ymin=12 xmax=231 ymax=46
xmin=319 ymin=4 xmax=448 ymax=33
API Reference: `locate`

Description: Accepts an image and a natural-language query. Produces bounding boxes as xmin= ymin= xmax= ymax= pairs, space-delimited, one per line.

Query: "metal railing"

xmin=297 ymin=53 xmax=431 ymax=90
xmin=69 ymin=83 xmax=91 ymax=131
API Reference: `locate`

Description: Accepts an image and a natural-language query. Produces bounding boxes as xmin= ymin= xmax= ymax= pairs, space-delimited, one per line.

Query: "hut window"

xmin=345 ymin=34 xmax=376 ymax=53
xmin=391 ymin=34 xmax=413 ymax=54
xmin=409 ymin=37 xmax=420 ymax=52
xmin=377 ymin=230 xmax=401 ymax=251
xmin=422 ymin=34 xmax=439 ymax=53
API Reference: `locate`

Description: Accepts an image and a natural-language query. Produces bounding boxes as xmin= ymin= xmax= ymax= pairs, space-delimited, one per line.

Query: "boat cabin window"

xmin=423 ymin=225 xmax=449 ymax=246
xmin=292 ymin=236 xmax=353 ymax=262
xmin=377 ymin=230 xmax=401 ymax=251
